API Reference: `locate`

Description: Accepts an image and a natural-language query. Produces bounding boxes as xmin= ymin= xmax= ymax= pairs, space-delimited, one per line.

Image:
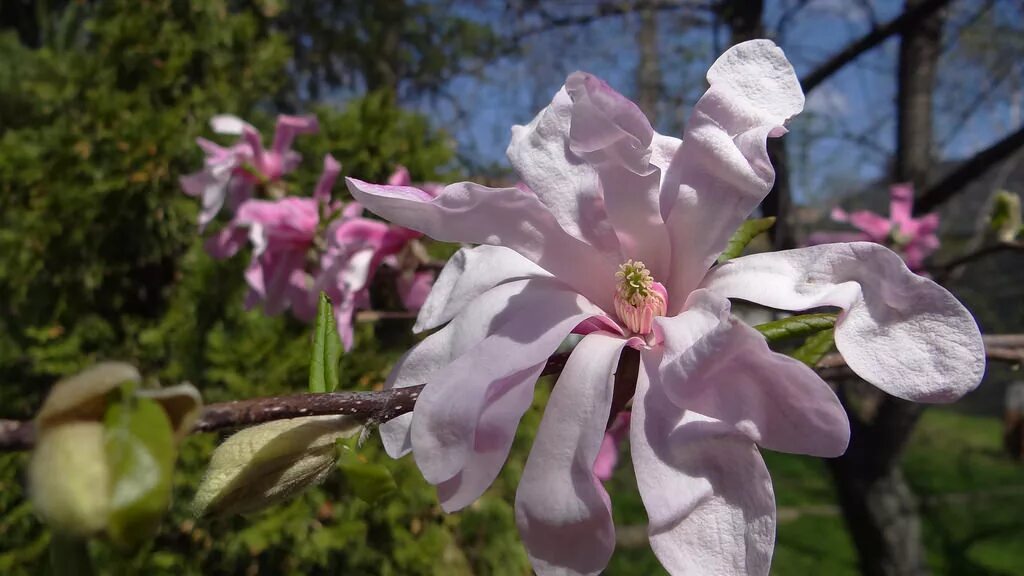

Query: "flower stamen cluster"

xmin=613 ymin=260 xmax=666 ymax=335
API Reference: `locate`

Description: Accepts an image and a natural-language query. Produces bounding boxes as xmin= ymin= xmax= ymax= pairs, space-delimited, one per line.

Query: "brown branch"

xmin=915 ymin=125 xmax=1024 ymax=214
xmin=0 ymin=352 xmax=571 ymax=453
xmin=929 ymin=241 xmax=1024 ymax=282
xmin=799 ymin=0 xmax=953 ymax=94
xmin=3 ymin=330 xmax=1020 ymax=453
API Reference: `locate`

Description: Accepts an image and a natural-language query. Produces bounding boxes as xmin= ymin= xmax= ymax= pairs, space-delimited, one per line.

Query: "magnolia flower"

xmin=180 ymin=114 xmax=318 ymax=230
xmin=346 ymin=40 xmax=984 ymax=575
xmin=808 ymin=183 xmax=940 ymax=271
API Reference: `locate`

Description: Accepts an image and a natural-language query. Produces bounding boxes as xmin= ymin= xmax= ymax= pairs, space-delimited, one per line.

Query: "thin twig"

xmin=929 ymin=241 xmax=1024 ymax=282
xmin=2 ymin=333 xmax=1021 ymax=453
xmin=0 ymin=352 xmax=571 ymax=453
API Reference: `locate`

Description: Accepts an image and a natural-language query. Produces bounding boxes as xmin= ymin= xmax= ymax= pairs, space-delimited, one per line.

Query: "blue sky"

xmin=405 ymin=0 xmax=1022 ymax=206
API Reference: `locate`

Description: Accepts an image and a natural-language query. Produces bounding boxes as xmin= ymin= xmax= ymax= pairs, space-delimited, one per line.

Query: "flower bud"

xmin=29 ymin=422 xmax=110 ymax=537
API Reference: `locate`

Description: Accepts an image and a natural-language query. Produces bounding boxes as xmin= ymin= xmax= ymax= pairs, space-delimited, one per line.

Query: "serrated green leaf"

xmin=192 ymin=416 xmax=361 ymax=518
xmin=717 ymin=217 xmax=776 ymax=263
xmin=103 ymin=396 xmax=175 ymax=549
xmin=790 ymin=328 xmax=836 ymax=367
xmin=309 ymin=292 xmax=343 ymax=393
xmin=754 ymin=313 xmax=838 ymax=342
xmin=336 ymin=437 xmax=397 ymax=504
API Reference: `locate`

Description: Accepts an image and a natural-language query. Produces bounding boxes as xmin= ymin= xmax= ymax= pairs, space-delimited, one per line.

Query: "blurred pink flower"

xmin=207 ymin=158 xmax=435 ymax=350
xmin=593 ymin=412 xmax=630 ymax=482
xmin=348 ymin=40 xmax=984 ymax=576
xmin=808 ymin=184 xmax=940 ymax=271
xmin=180 ymin=115 xmax=318 ymax=230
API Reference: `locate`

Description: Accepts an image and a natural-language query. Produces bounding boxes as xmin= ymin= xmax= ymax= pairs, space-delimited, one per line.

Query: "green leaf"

xmin=29 ymin=423 xmax=110 ymax=538
xmin=336 ymin=437 xmax=397 ymax=504
xmin=192 ymin=415 xmax=361 ymax=518
xmin=48 ymin=533 xmax=95 ymax=576
xmin=135 ymin=383 xmax=203 ymax=442
xmin=989 ymin=190 xmax=1022 ymax=242
xmin=103 ymin=396 xmax=176 ymax=549
xmin=309 ymin=292 xmax=344 ymax=393
xmin=754 ymin=313 xmax=838 ymax=342
xmin=717 ymin=217 xmax=776 ymax=263
xmin=790 ymin=328 xmax=836 ymax=367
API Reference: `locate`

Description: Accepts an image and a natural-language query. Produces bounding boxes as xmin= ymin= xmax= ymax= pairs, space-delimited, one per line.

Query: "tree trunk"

xmin=827 ymin=1 xmax=947 ymax=574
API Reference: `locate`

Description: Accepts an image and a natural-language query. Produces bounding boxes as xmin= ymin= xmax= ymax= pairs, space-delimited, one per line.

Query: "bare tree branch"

xmin=916 ymin=125 xmax=1024 ymax=214
xmin=800 ymin=0 xmax=953 ymax=94
xmin=929 ymin=241 xmax=1024 ymax=282
xmin=3 ymin=333 xmax=1020 ymax=453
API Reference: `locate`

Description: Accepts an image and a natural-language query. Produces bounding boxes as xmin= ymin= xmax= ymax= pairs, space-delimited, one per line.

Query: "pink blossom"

xmin=346 ymin=40 xmax=985 ymax=575
xmin=808 ymin=183 xmax=940 ymax=270
xmin=180 ymin=115 xmax=318 ymax=230
xmin=593 ymin=412 xmax=630 ymax=482
xmin=208 ymin=157 xmax=435 ymax=350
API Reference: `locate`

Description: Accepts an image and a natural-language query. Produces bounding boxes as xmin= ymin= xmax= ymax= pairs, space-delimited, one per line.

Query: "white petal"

xmin=701 ymin=242 xmax=985 ymax=402
xmin=632 ymin=356 xmax=775 ymax=575
xmin=507 ymin=87 xmax=620 ymax=255
xmin=656 ymin=291 xmax=849 ymax=457
xmin=414 ymin=245 xmax=550 ymax=333
xmin=346 ymin=177 xmax=619 ymax=312
xmin=515 ymin=332 xmax=625 ymax=575
xmin=661 ymin=39 xmax=804 ymax=305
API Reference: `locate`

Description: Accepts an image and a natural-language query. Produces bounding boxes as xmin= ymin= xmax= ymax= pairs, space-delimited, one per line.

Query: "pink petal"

xmin=379 ymin=277 xmax=597 ymax=458
xmin=564 ymin=72 xmax=671 ymax=277
xmin=414 ymin=245 xmax=550 ymax=333
xmin=396 ymin=270 xmax=434 ymax=311
xmin=702 ymin=242 xmax=985 ymax=402
xmin=846 ymin=210 xmax=891 ymax=241
xmin=333 ymin=294 xmax=357 ymax=351
xmin=435 ymin=360 xmax=545 ymax=511
xmin=631 ymin=361 xmax=775 ymax=576
xmin=661 ymin=40 xmax=804 ymax=308
xmin=313 ymin=154 xmax=342 ymax=204
xmin=410 ymin=279 xmax=605 ymax=503
xmin=270 ymin=115 xmax=318 ymax=157
xmin=515 ymin=332 xmax=625 ymax=575
xmin=203 ymin=227 xmax=248 ymax=259
xmin=250 ymin=249 xmax=308 ymax=316
xmin=345 ymin=177 xmax=619 ymax=312
xmin=387 ymin=165 xmax=412 ymax=186
xmin=593 ymin=412 xmax=630 ymax=481
xmin=342 ymin=202 xmax=365 ymax=219
xmin=507 ymin=86 xmax=620 ymax=254
xmin=889 ymin=183 xmax=914 ymax=227
xmin=234 ymin=198 xmax=319 ymax=245
xmin=830 ymin=206 xmax=850 ymax=222
xmin=655 ymin=290 xmax=849 ymax=457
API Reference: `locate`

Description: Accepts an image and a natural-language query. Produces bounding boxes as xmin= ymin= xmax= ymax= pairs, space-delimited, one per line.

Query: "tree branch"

xmin=799 ymin=0 xmax=953 ymax=94
xmin=929 ymin=241 xmax=1024 ymax=282
xmin=915 ymin=125 xmax=1024 ymax=214
xmin=2 ymin=333 xmax=1019 ymax=453
xmin=0 ymin=352 xmax=570 ymax=453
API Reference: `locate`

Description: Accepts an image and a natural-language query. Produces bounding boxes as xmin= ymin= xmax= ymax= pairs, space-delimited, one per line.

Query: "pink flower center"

xmin=613 ymin=260 xmax=667 ymax=335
